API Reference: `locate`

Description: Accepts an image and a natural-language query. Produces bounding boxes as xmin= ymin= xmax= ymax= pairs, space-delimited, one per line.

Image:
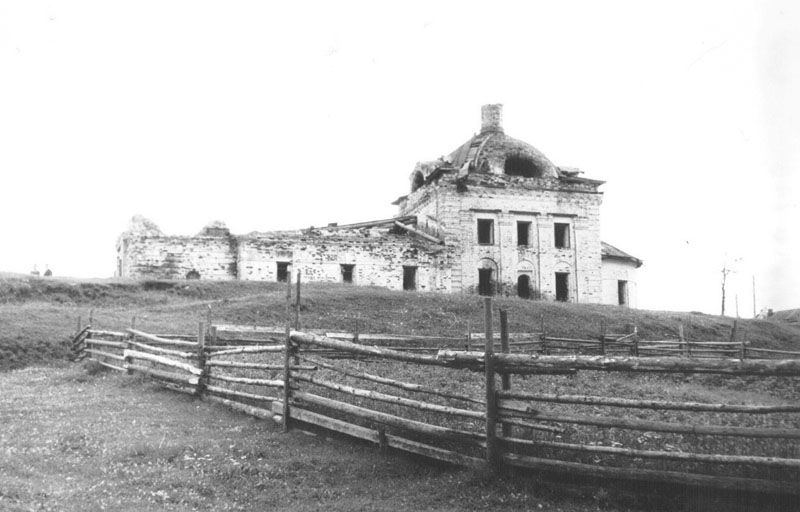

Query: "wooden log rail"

xmin=126 ymin=329 xmax=198 ymax=347
xmin=294 ymin=373 xmax=484 ymax=420
xmin=123 ymin=349 xmax=203 ymax=376
xmin=291 ymin=331 xmax=444 ymax=366
xmin=126 ymin=339 xmax=197 ymax=360
xmin=297 ymin=355 xmax=483 ymax=405
xmin=497 ymin=401 xmax=800 ymax=439
xmin=436 ymin=351 xmax=800 ymax=376
xmin=497 ymin=391 xmax=800 ymax=413
xmin=206 ymin=345 xmax=284 ymax=357
xmin=501 ymin=436 xmax=800 ymax=469
xmin=85 ymin=339 xmax=126 ymax=349
xmin=291 ymin=391 xmax=485 ymax=446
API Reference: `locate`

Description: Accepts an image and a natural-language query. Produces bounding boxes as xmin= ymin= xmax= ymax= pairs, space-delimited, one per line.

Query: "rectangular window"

xmin=618 ymin=280 xmax=628 ymax=306
xmin=554 ymin=223 xmax=570 ymax=249
xmin=341 ymin=264 xmax=354 ymax=284
xmin=477 ymin=219 xmax=494 ymax=245
xmin=478 ymin=268 xmax=494 ymax=296
xmin=517 ymin=221 xmax=531 ymax=246
xmin=403 ymin=266 xmax=417 ymax=291
xmin=276 ymin=262 xmax=290 ymax=282
xmin=555 ymin=272 xmax=570 ymax=302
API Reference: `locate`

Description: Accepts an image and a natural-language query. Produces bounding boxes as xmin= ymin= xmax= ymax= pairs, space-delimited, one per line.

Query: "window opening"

xmin=411 ymin=172 xmax=424 ymax=192
xmin=555 ymin=272 xmax=570 ymax=302
xmin=186 ymin=269 xmax=200 ymax=280
xmin=478 ymin=268 xmax=494 ymax=296
xmin=517 ymin=221 xmax=531 ymax=246
xmin=277 ymin=262 xmax=290 ymax=283
xmin=517 ymin=274 xmax=531 ymax=299
xmin=341 ymin=264 xmax=355 ymax=284
xmin=477 ymin=219 xmax=494 ymax=245
xmin=618 ymin=280 xmax=628 ymax=306
xmin=403 ymin=266 xmax=417 ymax=291
xmin=554 ymin=223 xmax=571 ymax=249
xmin=504 ymin=156 xmax=542 ymax=177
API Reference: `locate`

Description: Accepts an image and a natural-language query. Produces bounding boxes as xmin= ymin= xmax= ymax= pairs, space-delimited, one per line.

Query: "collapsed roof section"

xmin=404 ymin=104 xmax=605 ymax=196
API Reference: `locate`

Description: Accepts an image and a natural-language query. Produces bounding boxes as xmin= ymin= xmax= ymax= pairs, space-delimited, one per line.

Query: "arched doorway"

xmin=517 ymin=274 xmax=531 ymax=299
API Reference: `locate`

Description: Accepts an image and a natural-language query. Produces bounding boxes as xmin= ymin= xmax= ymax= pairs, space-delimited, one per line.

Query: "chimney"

xmin=480 ymin=104 xmax=503 ymax=133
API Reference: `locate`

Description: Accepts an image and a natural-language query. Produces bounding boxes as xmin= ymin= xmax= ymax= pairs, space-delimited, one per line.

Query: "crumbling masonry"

xmin=117 ymin=105 xmax=642 ymax=306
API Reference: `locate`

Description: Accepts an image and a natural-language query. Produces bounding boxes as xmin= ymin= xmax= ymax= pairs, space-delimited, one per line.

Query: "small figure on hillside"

xmin=30 ymin=265 xmax=40 ymax=276
xmin=44 ymin=265 xmax=53 ymax=277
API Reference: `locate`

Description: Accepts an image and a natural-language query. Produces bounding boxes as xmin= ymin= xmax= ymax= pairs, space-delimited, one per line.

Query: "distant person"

xmin=44 ymin=266 xmax=53 ymax=277
xmin=30 ymin=265 xmax=40 ymax=276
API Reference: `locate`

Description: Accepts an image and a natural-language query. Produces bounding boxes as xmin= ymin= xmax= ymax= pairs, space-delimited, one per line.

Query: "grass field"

xmin=1 ymin=273 xmax=799 ymax=511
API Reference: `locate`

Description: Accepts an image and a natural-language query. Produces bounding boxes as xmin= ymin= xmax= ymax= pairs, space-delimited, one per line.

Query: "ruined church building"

xmin=117 ymin=105 xmax=642 ymax=306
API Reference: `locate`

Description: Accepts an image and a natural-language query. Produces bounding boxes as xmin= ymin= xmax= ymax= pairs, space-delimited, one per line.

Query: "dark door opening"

xmin=517 ymin=275 xmax=531 ymax=299
xmin=403 ymin=266 xmax=417 ymax=291
xmin=618 ymin=280 xmax=628 ymax=306
xmin=478 ymin=268 xmax=494 ymax=296
xmin=341 ymin=264 xmax=354 ymax=284
xmin=555 ymin=272 xmax=569 ymax=302
xmin=277 ymin=262 xmax=289 ymax=282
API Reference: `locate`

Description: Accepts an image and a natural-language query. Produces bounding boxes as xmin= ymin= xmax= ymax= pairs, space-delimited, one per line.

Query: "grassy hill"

xmin=1 ymin=273 xmax=798 ymax=371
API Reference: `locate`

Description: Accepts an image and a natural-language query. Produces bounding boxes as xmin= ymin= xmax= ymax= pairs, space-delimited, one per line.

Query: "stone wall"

xmin=601 ymin=259 xmax=639 ymax=307
xmin=117 ymin=235 xmax=237 ymax=280
xmin=118 ymin=228 xmax=454 ymax=292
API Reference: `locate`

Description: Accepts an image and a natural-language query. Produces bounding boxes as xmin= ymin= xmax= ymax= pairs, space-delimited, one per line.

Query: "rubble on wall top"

xmin=197 ymin=220 xmax=231 ymax=237
xmin=125 ymin=215 xmax=163 ymax=236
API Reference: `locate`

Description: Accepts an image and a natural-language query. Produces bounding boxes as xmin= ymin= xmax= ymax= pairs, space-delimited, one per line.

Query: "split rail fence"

xmin=69 ymin=288 xmax=800 ymax=496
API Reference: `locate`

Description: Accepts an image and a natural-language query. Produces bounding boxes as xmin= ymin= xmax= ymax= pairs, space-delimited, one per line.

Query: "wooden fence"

xmin=69 ymin=291 xmax=800 ymax=496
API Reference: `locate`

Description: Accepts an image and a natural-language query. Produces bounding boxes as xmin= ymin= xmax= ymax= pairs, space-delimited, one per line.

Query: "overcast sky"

xmin=1 ymin=1 xmax=797 ymax=315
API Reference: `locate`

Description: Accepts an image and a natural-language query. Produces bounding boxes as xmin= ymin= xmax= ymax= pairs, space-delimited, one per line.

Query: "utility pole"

xmin=721 ymin=264 xmax=731 ymax=316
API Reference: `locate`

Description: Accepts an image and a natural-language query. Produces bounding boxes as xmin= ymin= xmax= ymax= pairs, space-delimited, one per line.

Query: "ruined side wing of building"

xmin=117 ymin=104 xmax=642 ymax=306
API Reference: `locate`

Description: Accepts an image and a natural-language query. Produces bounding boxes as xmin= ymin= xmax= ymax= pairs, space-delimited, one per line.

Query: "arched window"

xmin=505 ymin=155 xmax=542 ymax=178
xmin=186 ymin=269 xmax=200 ymax=280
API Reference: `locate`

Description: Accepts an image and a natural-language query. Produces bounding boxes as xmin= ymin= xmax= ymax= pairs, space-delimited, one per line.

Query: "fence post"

xmin=125 ymin=316 xmax=136 ymax=375
xmin=196 ymin=322 xmax=207 ymax=396
xmin=499 ymin=309 xmax=511 ymax=438
xmin=484 ymin=297 xmax=499 ymax=470
xmin=282 ymin=270 xmax=293 ymax=432
xmin=540 ymin=314 xmax=548 ymax=355
xmin=466 ymin=323 xmax=472 ymax=352
xmin=600 ymin=321 xmax=606 ymax=355
xmin=632 ymin=324 xmax=639 ymax=357
xmin=294 ymin=270 xmax=301 ymax=331
xmin=679 ymin=323 xmax=689 ymax=357
xmin=89 ymin=309 xmax=94 ymax=327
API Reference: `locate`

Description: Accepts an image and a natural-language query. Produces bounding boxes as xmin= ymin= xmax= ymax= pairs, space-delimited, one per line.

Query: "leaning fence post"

xmin=125 ymin=316 xmax=136 ymax=375
xmin=499 ymin=308 xmax=511 ymax=438
xmin=196 ymin=322 xmax=207 ymax=396
xmin=540 ymin=314 xmax=547 ymax=355
xmin=282 ymin=270 xmax=293 ymax=432
xmin=484 ymin=297 xmax=499 ymax=470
